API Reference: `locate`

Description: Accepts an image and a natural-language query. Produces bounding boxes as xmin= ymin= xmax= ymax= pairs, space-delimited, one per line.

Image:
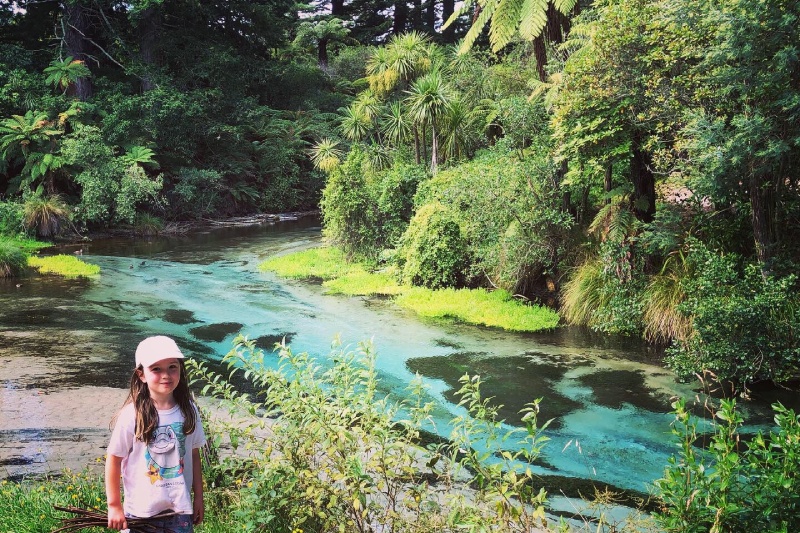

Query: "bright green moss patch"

xmin=395 ymin=287 xmax=560 ymax=332
xmin=262 ymin=246 xmax=560 ymax=333
xmin=28 ymin=254 xmax=100 ymax=278
xmin=323 ymin=270 xmax=405 ymax=296
xmin=259 ymin=247 xmax=356 ymax=280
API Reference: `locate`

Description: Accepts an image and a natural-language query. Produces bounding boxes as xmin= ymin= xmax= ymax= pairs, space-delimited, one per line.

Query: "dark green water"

xmin=1 ymin=217 xmax=795 ymax=494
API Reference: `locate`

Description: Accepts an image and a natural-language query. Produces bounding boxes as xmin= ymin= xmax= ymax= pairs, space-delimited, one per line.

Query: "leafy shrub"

xmin=61 ymin=125 xmax=163 ymax=225
xmin=169 ymin=168 xmax=224 ymax=219
xmin=188 ymin=336 xmax=554 ymax=533
xmin=654 ymin=398 xmax=800 ymax=533
xmin=412 ymin=147 xmax=573 ymax=298
xmin=396 ymin=202 xmax=469 ymax=288
xmin=0 ymin=237 xmax=27 ymax=277
xmin=666 ymin=242 xmax=800 ymax=386
xmin=320 ymin=146 xmax=382 ymax=261
xmin=0 ymin=200 xmax=24 ymax=236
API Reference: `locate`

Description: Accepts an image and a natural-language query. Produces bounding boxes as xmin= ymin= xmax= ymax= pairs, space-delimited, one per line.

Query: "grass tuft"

xmin=0 ymin=238 xmax=28 ymax=278
xmin=28 ymin=254 xmax=100 ymax=278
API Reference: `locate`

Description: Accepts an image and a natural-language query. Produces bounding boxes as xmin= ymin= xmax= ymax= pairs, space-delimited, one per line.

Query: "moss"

xmin=27 ymin=254 xmax=100 ymax=278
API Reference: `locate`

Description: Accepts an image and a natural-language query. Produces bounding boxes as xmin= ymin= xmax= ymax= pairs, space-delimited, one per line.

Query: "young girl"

xmin=106 ymin=335 xmax=206 ymax=532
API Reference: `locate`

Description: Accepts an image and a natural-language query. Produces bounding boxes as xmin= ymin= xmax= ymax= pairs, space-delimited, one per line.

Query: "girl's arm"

xmin=191 ymin=447 xmax=204 ymax=525
xmin=105 ymin=454 xmax=127 ymax=531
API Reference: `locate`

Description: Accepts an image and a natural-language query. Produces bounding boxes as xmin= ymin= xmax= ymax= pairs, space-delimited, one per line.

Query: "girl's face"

xmin=138 ymin=357 xmax=181 ymax=401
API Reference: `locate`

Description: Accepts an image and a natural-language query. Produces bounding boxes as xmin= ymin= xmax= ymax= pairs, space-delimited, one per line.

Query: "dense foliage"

xmin=2 ymin=0 xmax=797 ymax=393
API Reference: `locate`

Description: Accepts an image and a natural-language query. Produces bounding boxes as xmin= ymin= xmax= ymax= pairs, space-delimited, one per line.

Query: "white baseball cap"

xmin=135 ymin=335 xmax=185 ymax=368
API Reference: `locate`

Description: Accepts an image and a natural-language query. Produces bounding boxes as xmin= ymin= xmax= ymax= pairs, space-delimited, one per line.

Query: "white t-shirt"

xmin=108 ymin=402 xmax=206 ymax=517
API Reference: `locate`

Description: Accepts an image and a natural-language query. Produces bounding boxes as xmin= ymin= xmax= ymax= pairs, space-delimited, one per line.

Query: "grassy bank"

xmin=0 ymin=470 xmax=230 ymax=533
xmin=259 ymin=246 xmax=560 ymax=332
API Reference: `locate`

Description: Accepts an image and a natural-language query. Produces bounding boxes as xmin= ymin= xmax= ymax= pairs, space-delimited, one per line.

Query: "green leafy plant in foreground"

xmin=187 ymin=335 xmax=555 ymax=532
xmin=27 ymin=254 xmax=100 ymax=278
xmin=654 ymin=396 xmax=800 ymax=533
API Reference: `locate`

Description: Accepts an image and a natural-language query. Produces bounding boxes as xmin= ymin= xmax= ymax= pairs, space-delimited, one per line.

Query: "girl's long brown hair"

xmin=111 ymin=360 xmax=197 ymax=443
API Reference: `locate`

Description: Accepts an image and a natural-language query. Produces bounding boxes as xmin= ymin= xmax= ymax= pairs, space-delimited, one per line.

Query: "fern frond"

xmin=490 ymin=0 xmax=523 ymax=52
xmin=552 ymin=0 xmax=578 ymax=14
xmin=442 ymin=0 xmax=476 ymax=30
xmin=459 ymin=1 xmax=497 ymax=54
xmin=518 ymin=0 xmax=549 ymax=41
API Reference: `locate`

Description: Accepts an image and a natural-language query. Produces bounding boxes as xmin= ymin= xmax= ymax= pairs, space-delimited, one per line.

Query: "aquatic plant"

xmin=27 ymin=254 xmax=100 ymax=278
xmin=396 ymin=286 xmax=560 ymax=332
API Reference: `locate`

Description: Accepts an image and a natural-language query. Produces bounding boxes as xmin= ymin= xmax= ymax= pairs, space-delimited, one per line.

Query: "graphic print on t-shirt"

xmin=144 ymin=422 xmax=186 ymax=484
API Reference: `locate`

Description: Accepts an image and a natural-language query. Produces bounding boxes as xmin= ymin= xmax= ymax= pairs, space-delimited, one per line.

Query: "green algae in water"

xmin=189 ymin=322 xmax=244 ymax=342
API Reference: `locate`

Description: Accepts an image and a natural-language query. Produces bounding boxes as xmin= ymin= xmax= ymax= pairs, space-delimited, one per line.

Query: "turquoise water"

xmin=3 ymin=218 xmax=794 ymax=494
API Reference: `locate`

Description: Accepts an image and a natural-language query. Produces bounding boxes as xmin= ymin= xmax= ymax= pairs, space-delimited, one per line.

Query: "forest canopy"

xmin=2 ymin=0 xmax=799 ymax=389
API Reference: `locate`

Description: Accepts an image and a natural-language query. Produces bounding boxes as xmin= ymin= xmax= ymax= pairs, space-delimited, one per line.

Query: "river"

xmin=1 ymin=217 xmax=794 ymax=501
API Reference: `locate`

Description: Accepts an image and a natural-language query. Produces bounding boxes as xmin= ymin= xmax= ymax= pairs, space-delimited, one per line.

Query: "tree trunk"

xmin=393 ymin=1 xmax=408 ymax=35
xmin=430 ymin=123 xmax=438 ymax=173
xmin=63 ymin=0 xmax=93 ymax=101
xmin=604 ymin=163 xmax=613 ymax=205
xmin=441 ymin=0 xmax=455 ymax=42
xmin=317 ymin=37 xmax=329 ymax=70
xmin=413 ymin=126 xmax=421 ymax=164
xmin=425 ymin=0 xmax=436 ymax=33
xmin=412 ymin=0 xmax=423 ymax=29
xmin=630 ymin=138 xmax=655 ymax=222
xmin=750 ymin=173 xmax=775 ymax=278
xmin=331 ymin=0 xmax=345 ymax=17
xmin=532 ymin=36 xmax=547 ymax=83
xmin=138 ymin=6 xmax=161 ymax=92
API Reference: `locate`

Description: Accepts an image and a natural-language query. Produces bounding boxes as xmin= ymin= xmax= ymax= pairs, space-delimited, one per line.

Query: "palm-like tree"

xmin=308 ymin=138 xmax=344 ymax=173
xmin=440 ymin=98 xmax=477 ymax=162
xmin=339 ymin=104 xmax=372 ymax=142
xmin=406 ymin=69 xmax=454 ymax=173
xmin=43 ymin=56 xmax=91 ymax=94
xmin=380 ymin=100 xmax=412 ymax=148
xmin=0 ymin=111 xmax=62 ymax=159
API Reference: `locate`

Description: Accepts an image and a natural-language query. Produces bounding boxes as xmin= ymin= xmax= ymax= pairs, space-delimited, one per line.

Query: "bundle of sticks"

xmin=52 ymin=506 xmax=178 ymax=532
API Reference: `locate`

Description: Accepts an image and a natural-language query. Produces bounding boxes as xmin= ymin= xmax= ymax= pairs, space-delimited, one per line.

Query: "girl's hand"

xmin=107 ymin=503 xmax=127 ymax=530
xmin=192 ymin=493 xmax=204 ymax=525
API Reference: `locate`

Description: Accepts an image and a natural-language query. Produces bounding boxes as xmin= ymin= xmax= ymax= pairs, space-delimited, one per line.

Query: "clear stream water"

xmin=1 ymin=217 xmax=795 ymax=497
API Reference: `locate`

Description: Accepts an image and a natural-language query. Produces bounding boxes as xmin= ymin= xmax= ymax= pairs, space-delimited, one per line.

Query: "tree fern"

xmin=452 ymin=0 xmax=580 ymax=54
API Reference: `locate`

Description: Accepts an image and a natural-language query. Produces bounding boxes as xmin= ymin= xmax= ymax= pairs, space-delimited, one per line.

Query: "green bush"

xmin=654 ymin=398 xmax=800 ymax=533
xmin=61 ymin=125 xmax=163 ymax=225
xmin=397 ymin=202 xmax=469 ymax=289
xmin=320 ymin=146 xmax=382 ymax=261
xmin=666 ymin=242 xmax=800 ymax=386
xmin=187 ymin=336 xmax=554 ymax=533
xmin=169 ymin=168 xmax=224 ymax=219
xmin=0 ymin=237 xmax=27 ymax=277
xmin=412 ymin=147 xmax=573 ymax=298
xmin=0 ymin=200 xmax=24 ymax=236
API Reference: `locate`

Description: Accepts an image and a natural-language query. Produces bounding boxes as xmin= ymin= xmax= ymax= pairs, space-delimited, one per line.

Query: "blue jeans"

xmin=125 ymin=512 xmax=194 ymax=533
